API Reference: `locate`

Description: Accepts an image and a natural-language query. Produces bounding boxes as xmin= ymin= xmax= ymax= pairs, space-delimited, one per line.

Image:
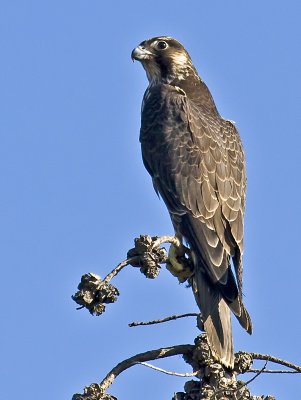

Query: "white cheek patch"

xmin=172 ymin=52 xmax=189 ymax=67
xmin=171 ymin=52 xmax=192 ymax=80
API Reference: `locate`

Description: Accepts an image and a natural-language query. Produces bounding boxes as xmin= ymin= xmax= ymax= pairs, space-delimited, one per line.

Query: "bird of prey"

xmin=131 ymin=36 xmax=252 ymax=368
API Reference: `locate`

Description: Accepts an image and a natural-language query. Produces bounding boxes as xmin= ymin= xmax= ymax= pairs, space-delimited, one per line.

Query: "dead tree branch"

xmin=248 ymin=369 xmax=300 ymax=374
xmin=139 ymin=361 xmax=198 ymax=377
xmin=129 ymin=312 xmax=199 ymax=327
xmin=250 ymin=352 xmax=301 ymax=373
xmin=72 ymin=344 xmax=194 ymax=400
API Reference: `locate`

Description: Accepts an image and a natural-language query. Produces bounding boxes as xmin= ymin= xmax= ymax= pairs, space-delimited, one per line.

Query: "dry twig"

xmin=139 ymin=361 xmax=198 ymax=377
xmin=248 ymin=369 xmax=300 ymax=374
xmin=129 ymin=312 xmax=199 ymax=327
xmin=250 ymin=352 xmax=301 ymax=373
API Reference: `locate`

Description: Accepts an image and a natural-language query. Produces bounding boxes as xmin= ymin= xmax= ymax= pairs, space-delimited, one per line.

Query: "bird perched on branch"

xmin=131 ymin=36 xmax=252 ymax=368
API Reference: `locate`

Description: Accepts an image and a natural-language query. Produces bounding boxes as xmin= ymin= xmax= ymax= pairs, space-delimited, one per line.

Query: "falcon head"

xmin=131 ymin=36 xmax=197 ymax=84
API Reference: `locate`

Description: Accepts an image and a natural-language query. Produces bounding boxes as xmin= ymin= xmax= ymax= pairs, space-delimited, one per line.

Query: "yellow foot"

xmin=166 ymin=244 xmax=193 ymax=283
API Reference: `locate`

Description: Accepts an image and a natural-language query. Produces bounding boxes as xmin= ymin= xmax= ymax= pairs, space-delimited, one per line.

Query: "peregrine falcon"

xmin=131 ymin=36 xmax=252 ymax=368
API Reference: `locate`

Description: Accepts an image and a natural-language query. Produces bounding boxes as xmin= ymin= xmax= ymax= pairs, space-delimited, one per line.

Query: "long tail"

xmin=171 ymin=213 xmax=252 ymax=367
xmin=192 ymin=268 xmax=234 ymax=368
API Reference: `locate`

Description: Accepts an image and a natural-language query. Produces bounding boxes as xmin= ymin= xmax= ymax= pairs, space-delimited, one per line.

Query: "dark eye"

xmin=156 ymin=41 xmax=168 ymax=50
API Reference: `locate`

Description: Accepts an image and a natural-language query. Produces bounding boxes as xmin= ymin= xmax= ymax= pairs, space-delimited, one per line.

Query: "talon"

xmin=166 ymin=244 xmax=193 ymax=283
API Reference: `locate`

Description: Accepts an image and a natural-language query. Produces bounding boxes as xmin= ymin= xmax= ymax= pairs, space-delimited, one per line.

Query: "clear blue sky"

xmin=1 ymin=1 xmax=301 ymax=399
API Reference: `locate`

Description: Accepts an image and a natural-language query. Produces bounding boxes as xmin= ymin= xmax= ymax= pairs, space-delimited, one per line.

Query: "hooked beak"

xmin=131 ymin=45 xmax=154 ymax=62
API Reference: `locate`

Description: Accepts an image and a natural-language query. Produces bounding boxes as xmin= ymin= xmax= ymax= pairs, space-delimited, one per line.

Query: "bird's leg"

xmin=166 ymin=242 xmax=193 ymax=283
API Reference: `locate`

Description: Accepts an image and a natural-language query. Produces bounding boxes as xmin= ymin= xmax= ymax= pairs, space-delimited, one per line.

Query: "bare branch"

xmin=72 ymin=344 xmax=194 ymax=399
xmin=103 ymin=257 xmax=138 ymax=283
xmin=99 ymin=344 xmax=194 ymax=393
xmin=139 ymin=361 xmax=198 ymax=377
xmin=248 ymin=369 xmax=300 ymax=374
xmin=128 ymin=312 xmax=199 ymax=327
xmin=251 ymin=352 xmax=301 ymax=373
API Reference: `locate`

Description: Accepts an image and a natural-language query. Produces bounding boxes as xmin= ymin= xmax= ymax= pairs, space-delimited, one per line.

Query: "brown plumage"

xmin=131 ymin=36 xmax=252 ymax=368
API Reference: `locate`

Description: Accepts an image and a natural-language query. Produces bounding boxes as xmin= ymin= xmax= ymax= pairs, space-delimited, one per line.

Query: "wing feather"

xmin=140 ymin=82 xmax=246 ymax=269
